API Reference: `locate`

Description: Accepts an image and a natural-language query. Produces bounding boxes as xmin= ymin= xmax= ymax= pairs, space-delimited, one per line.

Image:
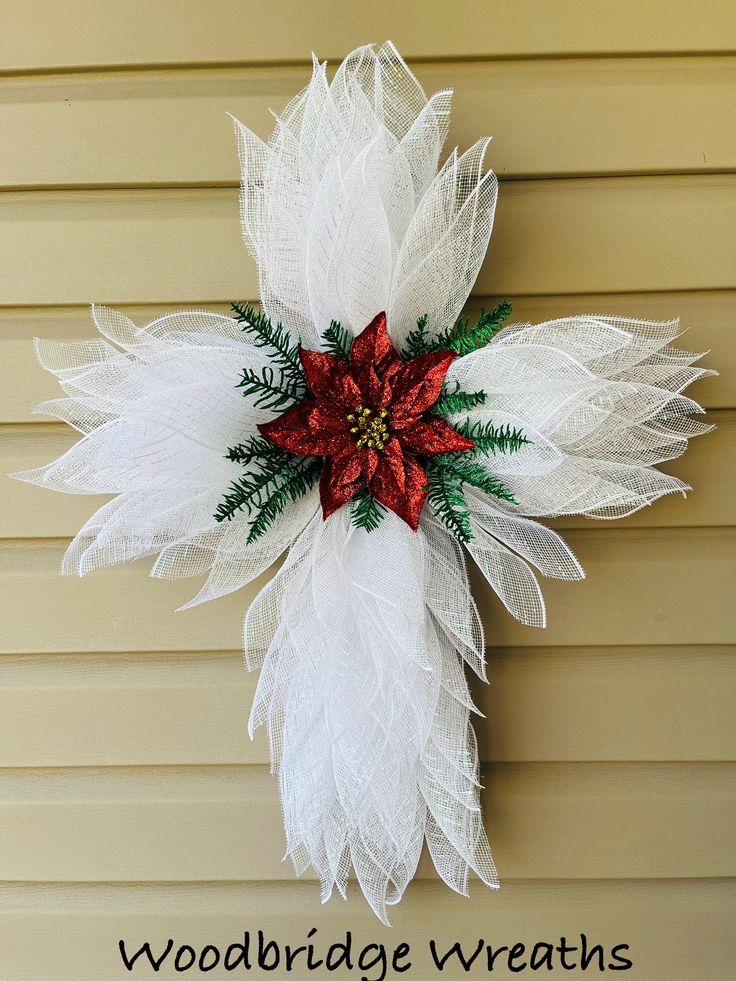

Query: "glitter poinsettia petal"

xmin=349 ymin=311 xmax=403 ymax=405
xmin=390 ymin=349 xmax=457 ymax=419
xmin=258 ymin=402 xmax=353 ymax=456
xmin=299 ymin=348 xmax=363 ymax=412
xmin=369 ymin=439 xmax=429 ymax=530
xmin=259 ymin=310 xmax=474 ymax=528
xmin=320 ymin=448 xmax=366 ymax=518
xmin=398 ymin=416 xmax=475 ymax=455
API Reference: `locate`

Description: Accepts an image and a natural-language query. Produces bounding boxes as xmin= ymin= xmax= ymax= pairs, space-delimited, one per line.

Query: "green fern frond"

xmin=351 ymin=488 xmax=387 ymax=532
xmin=433 ymin=382 xmax=487 ymax=416
xmin=237 ymin=365 xmax=303 ymax=411
xmin=225 ymin=436 xmax=284 ymax=466
xmin=231 ymin=301 xmax=305 ymax=386
xmin=426 ymin=460 xmax=474 ymax=544
xmin=215 ymin=449 xmax=293 ymax=523
xmin=401 ymin=314 xmax=431 ymax=359
xmin=402 ymin=301 xmax=513 ymax=358
xmin=438 ymin=455 xmax=517 ymax=504
xmin=427 ymin=452 xmax=517 ymax=543
xmin=446 ymin=300 xmax=513 ymax=356
xmin=244 ymin=458 xmax=322 ymax=544
xmin=322 ymin=320 xmax=353 ymax=362
xmin=457 ymin=420 xmax=530 ymax=455
xmin=215 ymin=448 xmax=321 ymax=543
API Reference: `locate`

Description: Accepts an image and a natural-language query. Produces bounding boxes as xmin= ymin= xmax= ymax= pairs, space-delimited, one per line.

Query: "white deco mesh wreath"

xmin=13 ymin=43 xmax=714 ymax=923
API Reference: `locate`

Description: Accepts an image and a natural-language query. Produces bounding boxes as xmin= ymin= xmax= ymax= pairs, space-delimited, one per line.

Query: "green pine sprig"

xmin=231 ymin=302 xmax=307 ymax=411
xmin=225 ymin=436 xmax=284 ymax=466
xmin=237 ymin=365 xmax=304 ymax=411
xmin=231 ymin=301 xmax=305 ymax=386
xmin=402 ymin=301 xmax=513 ymax=359
xmin=215 ymin=449 xmax=321 ymax=544
xmin=433 ymin=382 xmax=487 ymax=416
xmin=215 ymin=448 xmax=295 ymax=522
xmin=427 ymin=453 xmax=517 ymax=543
xmin=456 ymin=420 xmax=530 ymax=456
xmin=437 ymin=455 xmax=517 ymax=504
xmin=244 ymin=458 xmax=322 ymax=544
xmin=445 ymin=300 xmax=513 ymax=356
xmin=426 ymin=459 xmax=474 ymax=544
xmin=402 ymin=314 xmax=431 ymax=360
xmin=351 ymin=487 xmax=387 ymax=532
xmin=322 ymin=320 xmax=353 ymax=362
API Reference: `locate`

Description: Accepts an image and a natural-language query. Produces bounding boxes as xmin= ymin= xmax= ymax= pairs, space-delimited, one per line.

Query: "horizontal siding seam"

xmin=3 ymin=525 xmax=734 ymax=549
xmin=0 ymin=287 xmax=734 ymax=315
xmin=6 ymin=408 xmax=734 ymax=434
xmin=0 ymin=761 xmax=731 ymax=774
xmin=2 ymin=47 xmax=736 ymax=79
xmin=5 ymin=169 xmax=736 ymax=194
xmin=0 ymin=760 xmax=731 ymax=772
xmin=2 ymin=172 xmax=735 ymax=198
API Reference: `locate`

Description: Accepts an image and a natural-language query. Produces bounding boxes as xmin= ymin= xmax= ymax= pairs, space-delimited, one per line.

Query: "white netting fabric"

xmin=245 ymin=507 xmax=497 ymax=924
xmin=15 ymin=305 xmax=320 ymax=606
xmin=446 ymin=315 xmax=714 ymax=526
xmin=234 ymin=41 xmax=497 ymax=348
xmin=11 ymin=43 xmax=713 ymax=921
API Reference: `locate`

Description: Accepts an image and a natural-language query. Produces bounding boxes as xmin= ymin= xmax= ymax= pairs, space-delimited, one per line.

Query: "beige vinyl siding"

xmin=0 ymin=647 xmax=733 ymax=766
xmin=0 ymin=3 xmax=733 ymax=978
xmin=2 ymin=0 xmax=735 ymax=69
xmin=3 ymin=178 xmax=736 ymax=304
xmin=1 ymin=881 xmax=731 ymax=980
xmin=2 ymin=59 xmax=735 ymax=189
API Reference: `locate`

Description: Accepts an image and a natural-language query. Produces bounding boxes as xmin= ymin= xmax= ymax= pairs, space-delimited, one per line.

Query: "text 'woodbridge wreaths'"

xmin=13 ymin=41 xmax=714 ymax=923
xmin=117 ymin=930 xmax=633 ymax=976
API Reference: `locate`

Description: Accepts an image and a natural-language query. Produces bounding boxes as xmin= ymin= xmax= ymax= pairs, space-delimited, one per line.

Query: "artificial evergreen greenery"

xmin=322 ymin=320 xmax=353 ymax=362
xmin=232 ymin=302 xmax=306 ymax=411
xmin=216 ymin=445 xmax=301 ymax=522
xmin=456 ymin=419 xmax=530 ymax=455
xmin=444 ymin=300 xmax=513 ymax=356
xmin=244 ymin=458 xmax=322 ymax=544
xmin=351 ymin=487 xmax=387 ymax=531
xmin=232 ymin=301 xmax=304 ymax=382
xmin=237 ymin=364 xmax=304 ymax=411
xmin=425 ymin=459 xmax=475 ymax=544
xmin=225 ymin=436 xmax=285 ymax=466
xmin=402 ymin=314 xmax=431 ymax=359
xmin=402 ymin=300 xmax=513 ymax=359
xmin=426 ymin=453 xmax=517 ymax=544
xmin=215 ymin=447 xmax=321 ymax=544
xmin=433 ymin=382 xmax=487 ymax=416
xmin=434 ymin=455 xmax=517 ymax=503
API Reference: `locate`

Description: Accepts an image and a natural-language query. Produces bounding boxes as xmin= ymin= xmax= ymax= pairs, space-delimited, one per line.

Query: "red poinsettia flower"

xmin=258 ymin=312 xmax=474 ymax=530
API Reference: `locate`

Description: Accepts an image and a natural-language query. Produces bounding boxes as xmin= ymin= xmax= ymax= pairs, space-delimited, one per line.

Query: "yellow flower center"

xmin=346 ymin=405 xmax=390 ymax=451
